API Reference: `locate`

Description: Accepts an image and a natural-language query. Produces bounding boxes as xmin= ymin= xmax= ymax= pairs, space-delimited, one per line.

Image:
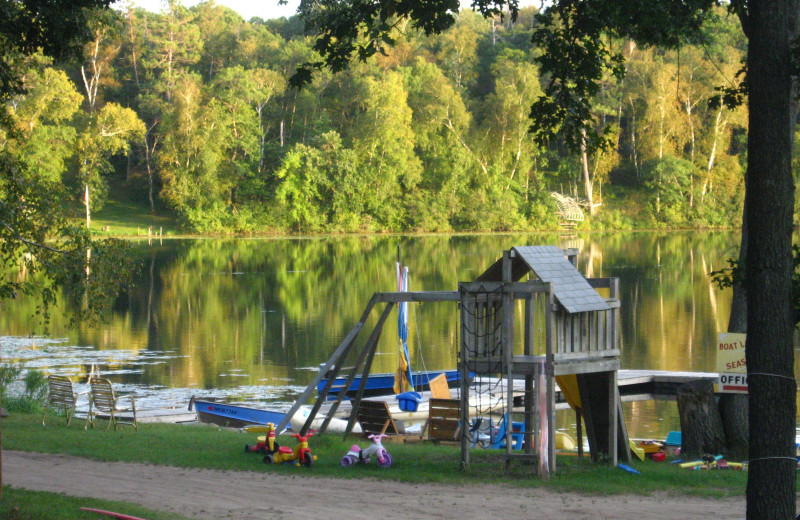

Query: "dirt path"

xmin=4 ymin=450 xmax=749 ymax=519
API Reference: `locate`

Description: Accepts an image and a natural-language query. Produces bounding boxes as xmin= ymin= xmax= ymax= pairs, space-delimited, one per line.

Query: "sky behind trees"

xmin=125 ymin=0 xmax=301 ymax=20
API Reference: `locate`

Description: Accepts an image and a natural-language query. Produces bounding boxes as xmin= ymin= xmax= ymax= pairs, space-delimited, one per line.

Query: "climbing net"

xmin=459 ymin=282 xmax=509 ymax=443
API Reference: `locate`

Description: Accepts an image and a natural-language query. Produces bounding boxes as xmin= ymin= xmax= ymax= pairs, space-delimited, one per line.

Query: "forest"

xmin=0 ymin=1 xmax=773 ymax=233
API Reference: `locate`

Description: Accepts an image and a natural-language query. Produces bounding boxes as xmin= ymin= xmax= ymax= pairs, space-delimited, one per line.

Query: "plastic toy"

xmin=244 ymin=423 xmax=278 ymax=454
xmin=341 ymin=433 xmax=393 ymax=468
xmin=264 ymin=431 xmax=315 ymax=467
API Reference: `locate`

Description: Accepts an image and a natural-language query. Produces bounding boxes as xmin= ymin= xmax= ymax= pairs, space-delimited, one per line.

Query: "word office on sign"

xmin=715 ymin=332 xmax=747 ymax=394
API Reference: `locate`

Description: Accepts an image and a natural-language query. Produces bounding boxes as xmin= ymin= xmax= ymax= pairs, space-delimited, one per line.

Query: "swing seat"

xmin=396 ymin=391 xmax=422 ymax=412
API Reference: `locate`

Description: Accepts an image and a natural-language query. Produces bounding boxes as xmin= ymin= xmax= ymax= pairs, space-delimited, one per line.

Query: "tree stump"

xmin=677 ymin=379 xmax=726 ymax=460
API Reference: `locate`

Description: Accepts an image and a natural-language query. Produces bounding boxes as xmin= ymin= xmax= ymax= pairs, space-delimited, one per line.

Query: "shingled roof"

xmin=475 ymin=245 xmax=609 ymax=314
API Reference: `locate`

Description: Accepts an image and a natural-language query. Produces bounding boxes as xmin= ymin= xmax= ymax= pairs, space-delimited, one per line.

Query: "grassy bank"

xmin=89 ymin=198 xmax=179 ymax=237
xmin=4 ymin=413 xmax=751 ymax=498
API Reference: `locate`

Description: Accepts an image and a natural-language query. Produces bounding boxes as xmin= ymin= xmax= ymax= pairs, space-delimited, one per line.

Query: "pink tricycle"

xmin=341 ymin=433 xmax=393 ymax=468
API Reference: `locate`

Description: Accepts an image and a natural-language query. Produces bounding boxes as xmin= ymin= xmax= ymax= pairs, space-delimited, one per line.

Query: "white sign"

xmin=718 ymin=372 xmax=749 ymax=394
xmin=716 ymin=332 xmax=747 ymax=393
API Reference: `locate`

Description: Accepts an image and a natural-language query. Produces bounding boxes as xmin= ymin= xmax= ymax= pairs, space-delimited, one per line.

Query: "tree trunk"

xmin=84 ymin=184 xmax=91 ymax=229
xmin=719 ymin=394 xmax=749 ymax=461
xmin=580 ymin=127 xmax=594 ymax=215
xmin=677 ymin=379 xmax=726 ymax=460
xmin=744 ymin=2 xmax=799 ymax=518
xmin=720 ymin=204 xmax=748 ymax=461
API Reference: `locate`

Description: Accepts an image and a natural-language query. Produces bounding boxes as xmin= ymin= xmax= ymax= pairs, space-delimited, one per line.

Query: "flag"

xmin=393 ymin=263 xmax=414 ymax=394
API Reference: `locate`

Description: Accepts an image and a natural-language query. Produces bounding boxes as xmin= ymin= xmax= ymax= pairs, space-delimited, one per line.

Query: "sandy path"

xmin=4 ymin=450 xmax=749 ymax=519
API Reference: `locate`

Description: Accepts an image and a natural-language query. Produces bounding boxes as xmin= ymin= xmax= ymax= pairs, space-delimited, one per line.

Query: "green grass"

xmin=89 ymin=198 xmax=180 ymax=237
xmin=4 ymin=413 xmax=752 ymax=499
xmin=0 ymin=487 xmax=192 ymax=520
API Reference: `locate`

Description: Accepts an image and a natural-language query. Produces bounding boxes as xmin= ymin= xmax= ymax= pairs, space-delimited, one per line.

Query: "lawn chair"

xmin=423 ymin=398 xmax=461 ymax=442
xmin=468 ymin=416 xmax=495 ymax=448
xmin=42 ymin=375 xmax=87 ymax=427
xmin=86 ymin=377 xmax=138 ymax=431
xmin=355 ymin=400 xmax=400 ymax=436
xmin=491 ymin=413 xmax=523 ymax=450
xmin=428 ymin=373 xmax=452 ymax=399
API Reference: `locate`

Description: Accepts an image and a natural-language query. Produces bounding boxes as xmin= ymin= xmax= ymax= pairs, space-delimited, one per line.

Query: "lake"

xmin=2 ymin=231 xmax=793 ymax=439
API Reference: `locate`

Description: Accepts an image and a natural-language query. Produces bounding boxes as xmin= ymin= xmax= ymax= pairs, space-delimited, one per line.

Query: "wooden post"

xmin=609 ymin=370 xmax=618 ymax=466
xmin=545 ymin=282 xmax=556 ymax=475
xmin=322 ymin=302 xmax=393 ymax=434
xmin=459 ymin=285 xmax=470 ymax=469
xmin=524 ymin=290 xmax=534 ymax=457
xmin=343 ymin=311 xmax=390 ymax=435
xmin=502 ymin=251 xmax=514 ymax=470
xmin=275 ymin=294 xmax=378 ymax=433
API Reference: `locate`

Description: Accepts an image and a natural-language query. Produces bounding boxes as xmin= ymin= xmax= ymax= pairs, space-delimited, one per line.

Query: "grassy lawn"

xmin=3 ymin=413 xmax=751 ymax=499
xmin=70 ymin=179 xmax=182 ymax=237
xmin=89 ymin=198 xmax=180 ymax=238
xmin=0 ymin=487 xmax=192 ymax=520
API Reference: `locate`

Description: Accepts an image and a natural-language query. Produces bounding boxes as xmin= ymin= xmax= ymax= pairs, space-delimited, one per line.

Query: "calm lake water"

xmin=2 ymin=231 xmax=794 ymax=439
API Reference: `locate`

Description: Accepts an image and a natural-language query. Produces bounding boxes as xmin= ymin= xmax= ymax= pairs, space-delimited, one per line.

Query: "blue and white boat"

xmin=316 ymin=369 xmax=462 ymax=400
xmin=188 ymin=396 xmax=286 ymax=429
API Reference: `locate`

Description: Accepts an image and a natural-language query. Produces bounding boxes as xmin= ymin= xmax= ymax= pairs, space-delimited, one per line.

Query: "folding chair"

xmin=355 ymin=400 xmax=401 ymax=436
xmin=42 ymin=375 xmax=87 ymax=427
xmin=423 ymin=398 xmax=461 ymax=442
xmin=86 ymin=377 xmax=138 ymax=431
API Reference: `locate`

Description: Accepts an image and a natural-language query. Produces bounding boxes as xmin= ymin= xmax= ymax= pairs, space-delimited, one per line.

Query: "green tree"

xmin=402 ymin=58 xmax=472 ymax=230
xmin=641 ymin=155 xmax=695 ymax=226
xmin=273 ymin=142 xmax=328 ymax=231
xmin=75 ymin=102 xmax=145 ymax=228
xmin=344 ymin=70 xmax=421 ymax=230
xmin=2 ymin=63 xmax=82 ymax=184
xmin=158 ymin=73 xmax=232 ymax=231
xmin=0 ymin=0 xmax=138 ymax=493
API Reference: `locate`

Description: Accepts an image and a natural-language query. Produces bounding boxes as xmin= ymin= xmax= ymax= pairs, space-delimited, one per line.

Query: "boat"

xmin=189 ymin=397 xmax=363 ymax=434
xmin=317 ymin=369 xmax=463 ymax=400
xmin=289 ymin=405 xmax=363 ymax=433
xmin=188 ymin=396 xmax=286 ymax=429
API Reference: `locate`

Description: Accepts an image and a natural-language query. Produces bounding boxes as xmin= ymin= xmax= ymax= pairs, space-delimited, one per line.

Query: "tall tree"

xmin=75 ymin=102 xmax=145 ymax=227
xmin=3 ymin=62 xmax=83 ymax=184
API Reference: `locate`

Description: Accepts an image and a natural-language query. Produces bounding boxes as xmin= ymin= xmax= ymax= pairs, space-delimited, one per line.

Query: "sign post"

xmin=715 ymin=332 xmax=747 ymax=394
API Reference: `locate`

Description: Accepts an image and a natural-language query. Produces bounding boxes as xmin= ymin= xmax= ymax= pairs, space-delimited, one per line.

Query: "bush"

xmin=1 ymin=365 xmax=48 ymax=413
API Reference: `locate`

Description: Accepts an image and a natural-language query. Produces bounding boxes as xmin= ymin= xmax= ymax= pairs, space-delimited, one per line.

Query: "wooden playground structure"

xmin=280 ymin=245 xmax=629 ymax=477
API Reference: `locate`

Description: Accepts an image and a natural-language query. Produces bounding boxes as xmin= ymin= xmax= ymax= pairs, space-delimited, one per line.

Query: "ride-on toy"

xmin=243 ymin=423 xmax=278 ymax=453
xmin=264 ymin=431 xmax=316 ymax=467
xmin=341 ymin=433 xmax=393 ymax=468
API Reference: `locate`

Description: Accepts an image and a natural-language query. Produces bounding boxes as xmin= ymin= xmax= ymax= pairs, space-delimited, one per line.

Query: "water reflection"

xmin=3 ymin=231 xmax=795 ymax=438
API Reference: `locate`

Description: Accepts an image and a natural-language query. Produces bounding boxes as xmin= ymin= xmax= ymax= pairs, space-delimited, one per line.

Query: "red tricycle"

xmin=243 ymin=423 xmax=279 ymax=454
xmin=264 ymin=431 xmax=315 ymax=467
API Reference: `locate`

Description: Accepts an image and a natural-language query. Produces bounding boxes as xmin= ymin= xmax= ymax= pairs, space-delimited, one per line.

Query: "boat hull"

xmin=189 ymin=397 xmax=286 ymax=429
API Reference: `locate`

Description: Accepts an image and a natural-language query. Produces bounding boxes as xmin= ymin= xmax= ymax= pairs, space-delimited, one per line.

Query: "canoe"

xmin=188 ymin=396 xmax=286 ymax=429
xmin=317 ymin=369 xmax=462 ymax=400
